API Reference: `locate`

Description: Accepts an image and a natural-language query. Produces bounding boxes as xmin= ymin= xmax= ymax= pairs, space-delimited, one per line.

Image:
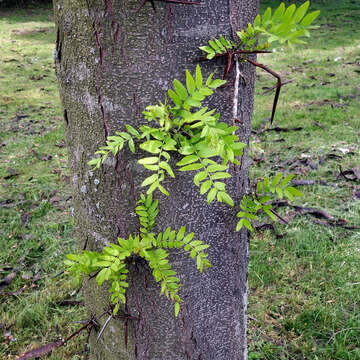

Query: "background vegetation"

xmin=0 ymin=0 xmax=51 ymax=9
xmin=0 ymin=1 xmax=359 ymax=359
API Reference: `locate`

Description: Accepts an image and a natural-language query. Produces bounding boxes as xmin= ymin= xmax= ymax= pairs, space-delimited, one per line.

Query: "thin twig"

xmin=269 ymin=208 xmax=289 ymax=225
xmin=262 ymin=78 xmax=294 ymax=95
xmin=62 ymin=319 xmax=95 ymax=345
xmin=52 ymin=270 xmax=64 ymax=279
xmin=246 ymin=58 xmax=282 ymax=124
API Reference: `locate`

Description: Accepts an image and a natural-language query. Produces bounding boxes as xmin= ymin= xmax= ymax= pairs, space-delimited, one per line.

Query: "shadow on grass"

xmin=9 ymin=25 xmax=55 ymax=44
xmin=0 ymin=4 xmax=53 ymax=24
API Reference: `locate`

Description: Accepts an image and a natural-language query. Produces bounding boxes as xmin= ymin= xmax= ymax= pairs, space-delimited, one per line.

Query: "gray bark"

xmin=53 ymin=0 xmax=258 ymax=359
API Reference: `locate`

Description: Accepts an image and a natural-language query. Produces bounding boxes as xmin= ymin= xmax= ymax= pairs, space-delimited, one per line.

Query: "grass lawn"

xmin=0 ymin=4 xmax=87 ymax=359
xmin=0 ymin=1 xmax=359 ymax=359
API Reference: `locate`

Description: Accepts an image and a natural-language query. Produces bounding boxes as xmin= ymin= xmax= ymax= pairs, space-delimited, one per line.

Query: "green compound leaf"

xmin=200 ymin=180 xmax=212 ymax=195
xmin=177 ymin=226 xmax=186 ymax=241
xmin=286 ymin=186 xmax=304 ymax=197
xmin=283 ymin=4 xmax=296 ymax=23
xmin=158 ymin=184 xmax=169 ymax=196
xmin=126 ymin=124 xmax=140 ymax=137
xmin=96 ymin=268 xmax=111 ymax=286
xmin=140 ymin=140 xmax=163 ymax=154
xmin=300 ymin=9 xmax=320 ymax=26
xmin=178 ymin=163 xmax=203 ymax=172
xmin=168 ymin=89 xmax=182 ymax=107
xmin=271 ymin=172 xmax=283 ymax=188
xmin=138 ymin=157 xmax=159 ymax=165
xmin=83 ymin=57 xmax=311 ymax=319
xmin=253 ymin=13 xmax=261 ymax=27
xmin=186 ymin=69 xmax=196 ymax=95
xmin=273 ymin=2 xmax=285 ymax=22
xmin=194 ymin=171 xmax=208 ymax=186
xmin=208 ymin=79 xmax=227 ymax=89
xmin=217 ymin=192 xmax=234 ymax=207
xmin=141 ymin=174 xmax=158 ymax=188
xmin=292 ymin=1 xmax=309 ymax=23
xmin=242 ymin=219 xmax=254 ymax=231
xmin=159 ymin=162 xmax=175 ymax=178
xmin=195 ymin=64 xmax=203 ymax=89
xmin=210 ymin=172 xmax=231 ymax=180
xmin=174 ymin=302 xmax=180 ymax=317
xmin=176 ymin=155 xmax=199 ymax=166
xmin=173 ymin=79 xmax=188 ymax=100
xmin=207 ymin=164 xmax=228 ymax=173
xmin=279 ymin=174 xmax=294 ymax=188
xmin=207 ymin=187 xmax=217 ymax=203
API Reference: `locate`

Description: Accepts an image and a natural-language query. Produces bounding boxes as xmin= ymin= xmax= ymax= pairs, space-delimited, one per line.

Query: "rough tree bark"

xmin=53 ymin=0 xmax=258 ymax=359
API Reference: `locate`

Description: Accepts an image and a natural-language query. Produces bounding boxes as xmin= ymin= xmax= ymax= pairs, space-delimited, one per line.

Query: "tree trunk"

xmin=53 ymin=0 xmax=258 ymax=359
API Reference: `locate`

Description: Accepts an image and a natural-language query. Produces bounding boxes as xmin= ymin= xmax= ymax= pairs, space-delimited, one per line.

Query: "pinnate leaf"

xmin=138 ymin=157 xmax=159 ymax=165
xmin=195 ymin=65 xmax=203 ymax=89
xmin=179 ymin=163 xmax=203 ymax=172
xmin=186 ymin=70 xmax=195 ymax=94
xmin=292 ymin=1 xmax=309 ymax=23
xmin=194 ymin=171 xmax=207 ymax=186
xmin=207 ymin=188 xmax=217 ymax=203
xmin=176 ymin=155 xmax=199 ymax=166
xmin=174 ymin=302 xmax=180 ymax=317
xmin=141 ymin=174 xmax=158 ymax=187
xmin=300 ymin=10 xmax=320 ymax=26
xmin=173 ymin=79 xmax=188 ymax=100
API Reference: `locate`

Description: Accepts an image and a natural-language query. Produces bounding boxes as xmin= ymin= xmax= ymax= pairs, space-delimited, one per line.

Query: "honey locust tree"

xmin=53 ymin=0 xmax=258 ymax=358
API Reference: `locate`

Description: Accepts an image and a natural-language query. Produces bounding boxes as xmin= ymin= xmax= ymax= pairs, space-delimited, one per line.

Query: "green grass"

xmin=0 ymin=1 xmax=359 ymax=359
xmin=248 ymin=1 xmax=360 ymax=359
xmin=0 ymin=4 xmax=86 ymax=359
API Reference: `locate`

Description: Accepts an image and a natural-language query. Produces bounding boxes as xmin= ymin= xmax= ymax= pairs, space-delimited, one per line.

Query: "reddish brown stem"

xmin=269 ymin=208 xmax=289 ymax=225
xmin=246 ymin=58 xmax=282 ymax=124
xmin=223 ymin=48 xmax=233 ymax=79
xmin=62 ymin=319 xmax=95 ymax=345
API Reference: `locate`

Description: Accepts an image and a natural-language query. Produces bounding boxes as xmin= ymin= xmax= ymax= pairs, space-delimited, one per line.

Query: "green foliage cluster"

xmin=200 ymin=1 xmax=320 ymax=59
xmin=236 ymin=173 xmax=303 ymax=231
xmin=67 ymin=66 xmax=302 ymax=316
xmin=66 ymin=194 xmax=210 ymax=316
xmin=89 ymin=65 xmax=244 ymax=205
xmin=253 ymin=1 xmax=320 ymax=46
xmin=66 ymin=2 xmax=313 ymax=317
